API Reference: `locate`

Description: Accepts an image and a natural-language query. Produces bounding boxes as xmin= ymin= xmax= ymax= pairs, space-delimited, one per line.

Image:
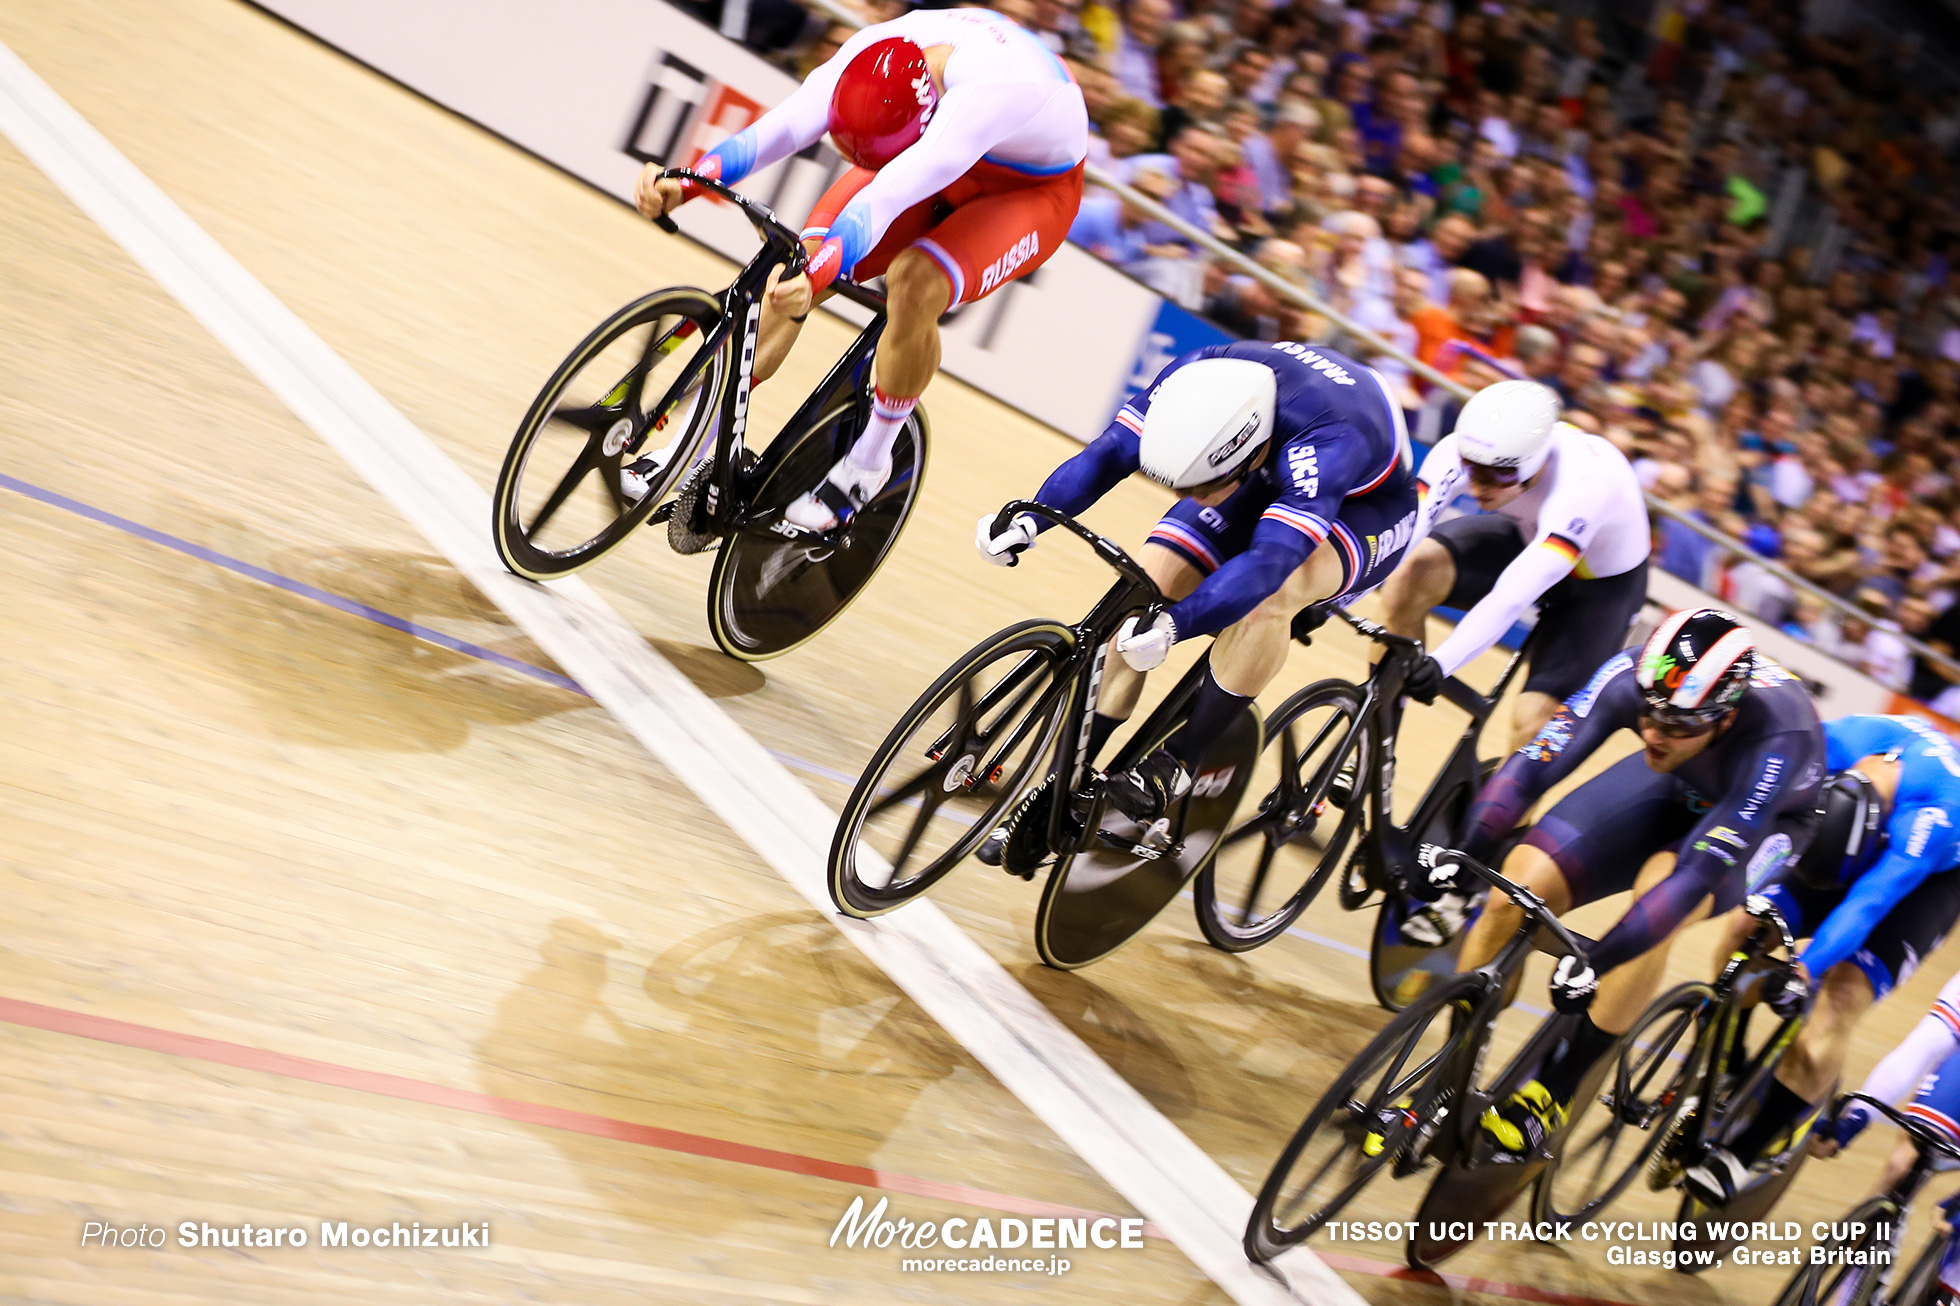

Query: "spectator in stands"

xmin=732 ymin=0 xmax=1960 ymax=717
xmin=1112 ymin=0 xmax=1171 ymax=106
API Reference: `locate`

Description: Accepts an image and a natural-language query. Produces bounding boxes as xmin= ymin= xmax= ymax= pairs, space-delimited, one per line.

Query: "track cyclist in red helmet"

xmin=635 ymin=10 xmax=1088 ymax=531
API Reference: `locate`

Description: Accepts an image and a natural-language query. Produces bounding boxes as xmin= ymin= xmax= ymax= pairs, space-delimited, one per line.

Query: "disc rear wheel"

xmin=709 ymin=401 xmax=927 ymax=660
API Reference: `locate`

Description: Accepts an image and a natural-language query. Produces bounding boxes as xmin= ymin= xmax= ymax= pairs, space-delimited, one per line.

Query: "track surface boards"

xmin=0 ymin=2 xmax=1952 ymax=1304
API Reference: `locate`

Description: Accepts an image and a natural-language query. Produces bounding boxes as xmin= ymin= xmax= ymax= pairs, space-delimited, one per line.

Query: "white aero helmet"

xmin=1453 ymin=379 xmax=1561 ymax=484
xmin=1138 ymin=357 xmax=1278 ymax=490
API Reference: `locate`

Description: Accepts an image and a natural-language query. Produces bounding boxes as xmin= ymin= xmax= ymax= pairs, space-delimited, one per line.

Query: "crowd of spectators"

xmin=743 ymin=0 xmax=1960 ymax=713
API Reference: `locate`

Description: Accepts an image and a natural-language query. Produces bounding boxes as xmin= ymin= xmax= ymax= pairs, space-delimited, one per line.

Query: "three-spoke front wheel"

xmin=1194 ymin=679 xmax=1367 ymax=952
xmin=493 ymin=287 xmax=728 ymax=579
xmin=829 ymin=621 xmax=1076 ymax=917
xmin=1246 ymin=972 xmax=1477 ymax=1263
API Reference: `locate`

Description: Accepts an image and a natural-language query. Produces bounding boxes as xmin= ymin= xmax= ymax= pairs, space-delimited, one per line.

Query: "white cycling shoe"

xmin=619 ymin=429 xmax=696 ymax=503
xmin=784 ymin=458 xmax=888 ymax=532
xmin=1400 ymin=889 xmax=1473 ymax=947
xmin=1682 ymin=1146 xmax=1752 ymax=1206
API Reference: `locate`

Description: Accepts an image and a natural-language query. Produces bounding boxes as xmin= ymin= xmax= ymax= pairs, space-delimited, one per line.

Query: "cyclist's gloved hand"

xmin=1411 ymin=842 xmax=1464 ymax=902
xmin=1115 ymin=613 xmax=1177 ymax=671
xmin=1767 ymin=964 xmax=1810 ymax=1020
xmin=1826 ymin=1098 xmax=1873 ymax=1152
xmin=1404 ymin=655 xmax=1445 ymax=705
xmin=1291 ymin=604 xmax=1330 ymax=646
xmin=1549 ymin=954 xmax=1597 ymax=1015
xmin=976 ymin=512 xmax=1038 ymax=567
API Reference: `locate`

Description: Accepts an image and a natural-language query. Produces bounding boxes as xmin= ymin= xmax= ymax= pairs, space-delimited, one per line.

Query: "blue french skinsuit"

xmin=1028 ymin=341 xmax=1418 ymax=640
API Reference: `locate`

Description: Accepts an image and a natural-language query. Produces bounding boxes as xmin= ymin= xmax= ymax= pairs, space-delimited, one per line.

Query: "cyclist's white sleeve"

xmin=697 ymin=34 xmax=860 ymax=184
xmin=1428 ymin=446 xmax=1614 ymax=679
xmin=1841 ymin=969 xmax=1960 ymax=1139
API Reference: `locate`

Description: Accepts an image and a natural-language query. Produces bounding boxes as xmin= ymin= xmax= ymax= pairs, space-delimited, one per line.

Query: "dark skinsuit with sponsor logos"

xmin=1458 ymin=650 xmax=1826 ymax=977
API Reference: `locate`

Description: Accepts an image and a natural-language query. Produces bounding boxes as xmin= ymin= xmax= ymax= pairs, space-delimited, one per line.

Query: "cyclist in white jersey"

xmin=637 ymin=9 xmax=1088 ymax=532
xmin=1381 ymin=381 xmax=1651 ymax=746
xmin=1381 ymin=382 xmax=1650 ymax=948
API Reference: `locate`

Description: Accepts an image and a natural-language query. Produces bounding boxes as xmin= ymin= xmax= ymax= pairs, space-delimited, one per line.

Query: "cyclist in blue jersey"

xmin=1682 ymin=714 xmax=1960 ymax=1203
xmin=1418 ymin=609 xmax=1826 ymax=1156
xmin=973 ymin=341 xmax=1419 ymax=871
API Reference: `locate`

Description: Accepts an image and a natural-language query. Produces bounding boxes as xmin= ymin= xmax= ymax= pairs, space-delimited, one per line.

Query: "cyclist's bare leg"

xmin=1458 ymin=843 xmax=1573 ymax=972
xmin=1509 ymin=691 xmax=1561 ymax=753
xmin=743 ymin=248 xmax=920 ymax=389
xmin=754 ymin=259 xmax=821 ymax=384
xmin=784 ymin=250 xmax=949 ymax=529
xmin=1379 ymin=537 xmax=1455 ymax=644
xmin=1209 ymin=545 xmax=1345 ymax=696
xmin=1709 ymin=902 xmax=1761 ymax=968
xmin=1711 ymin=909 xmax=1875 ymax=1098
xmin=1587 ymin=851 xmax=1715 ymax=1035
xmin=870 ymin=249 xmax=949 ymax=399
xmin=1097 ymin=544 xmax=1203 ymax=720
xmin=1776 ymin=962 xmax=1876 ymax=1101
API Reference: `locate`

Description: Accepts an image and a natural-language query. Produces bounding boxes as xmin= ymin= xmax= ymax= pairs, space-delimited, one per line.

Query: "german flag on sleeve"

xmin=1541 ymin=532 xmax=1585 ymax=573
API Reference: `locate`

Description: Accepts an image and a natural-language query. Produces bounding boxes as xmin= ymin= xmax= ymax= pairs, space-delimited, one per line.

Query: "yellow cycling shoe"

xmin=1362 ymin=1097 xmax=1418 ymax=1158
xmin=1479 ymin=1079 xmax=1568 ymax=1156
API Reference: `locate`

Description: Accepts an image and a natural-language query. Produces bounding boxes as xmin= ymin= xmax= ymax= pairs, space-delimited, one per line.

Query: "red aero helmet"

xmin=828 ymin=37 xmax=937 ymax=169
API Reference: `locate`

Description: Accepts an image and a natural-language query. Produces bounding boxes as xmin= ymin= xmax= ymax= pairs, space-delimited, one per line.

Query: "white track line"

xmin=0 ymin=39 xmax=1355 ymax=1306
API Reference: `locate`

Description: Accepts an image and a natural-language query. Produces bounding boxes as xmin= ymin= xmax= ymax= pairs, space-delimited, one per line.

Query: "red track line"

xmin=0 ymin=994 xmax=1646 ymax=1304
xmin=1318 ymin=1253 xmax=1643 ymax=1306
xmin=0 ymin=995 xmax=1157 ymax=1234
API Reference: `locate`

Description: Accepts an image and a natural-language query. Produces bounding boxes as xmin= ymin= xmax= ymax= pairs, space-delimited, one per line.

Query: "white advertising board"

xmin=254 ymin=0 xmax=1156 ymax=440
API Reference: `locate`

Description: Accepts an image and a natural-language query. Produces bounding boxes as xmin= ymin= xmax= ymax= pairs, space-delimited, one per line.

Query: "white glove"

xmin=975 ymin=512 xmax=1038 ymax=566
xmin=1115 ymin=612 xmax=1177 ymax=671
xmin=1549 ymin=953 xmax=1598 ymax=1015
xmin=1416 ymin=843 xmax=1462 ymax=894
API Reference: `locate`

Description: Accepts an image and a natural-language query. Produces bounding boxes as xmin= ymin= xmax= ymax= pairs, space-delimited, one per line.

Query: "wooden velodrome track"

xmin=0 ymin=1 xmax=1953 ymax=1302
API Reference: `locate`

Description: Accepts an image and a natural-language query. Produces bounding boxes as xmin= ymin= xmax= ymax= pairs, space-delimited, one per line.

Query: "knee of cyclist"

xmin=1401 ymin=539 xmax=1452 ymax=596
xmin=885 ymin=250 xmax=953 ymax=318
xmin=1813 ymin=963 xmax=1873 ymax=1025
xmin=1480 ymin=896 xmax=1525 ymax=936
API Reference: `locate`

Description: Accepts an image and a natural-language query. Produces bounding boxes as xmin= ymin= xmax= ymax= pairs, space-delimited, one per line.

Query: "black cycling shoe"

xmin=977 ymin=779 xmax=1060 ymax=879
xmin=1103 ymin=749 xmax=1191 ymax=823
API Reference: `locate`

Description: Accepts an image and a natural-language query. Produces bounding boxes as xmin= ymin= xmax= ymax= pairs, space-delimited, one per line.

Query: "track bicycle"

xmin=1774 ymin=1093 xmax=1960 ymax=1306
xmin=1244 ymin=847 xmax=1591 ymax=1266
xmin=1530 ymin=894 xmax=1817 ymax=1264
xmin=827 ymin=501 xmax=1260 ymax=970
xmin=491 ymin=167 xmax=928 ymax=660
xmin=1193 ymin=609 xmax=1536 ymax=1010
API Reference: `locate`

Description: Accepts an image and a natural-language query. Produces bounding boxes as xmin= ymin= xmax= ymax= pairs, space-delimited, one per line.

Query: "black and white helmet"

xmin=1635 ymin=607 xmax=1756 ymax=725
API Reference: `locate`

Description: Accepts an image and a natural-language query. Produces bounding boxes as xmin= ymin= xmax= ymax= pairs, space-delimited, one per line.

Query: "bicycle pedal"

xmin=648 ymin=501 xmax=677 ymax=525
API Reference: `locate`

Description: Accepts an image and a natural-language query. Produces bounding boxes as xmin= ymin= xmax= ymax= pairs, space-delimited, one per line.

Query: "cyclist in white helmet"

xmin=1380 ymin=380 xmax=1650 ymax=746
xmin=1380 ymin=381 xmax=1649 ymax=944
xmin=972 ymin=341 xmax=1419 ymax=875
